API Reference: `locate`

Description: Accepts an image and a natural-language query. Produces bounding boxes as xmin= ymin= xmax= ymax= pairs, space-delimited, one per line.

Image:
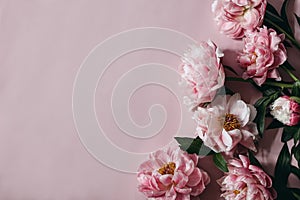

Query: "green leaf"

xmin=290 ymin=188 xmax=300 ymax=200
xmin=254 ymin=106 xmax=266 ymax=136
xmin=263 ymin=87 xmax=280 ymax=97
xmin=265 ymin=11 xmax=284 ymax=24
xmin=277 ymin=187 xmax=297 ymax=200
xmin=291 ymin=166 xmax=300 ymax=179
xmin=248 ymin=150 xmax=263 ymax=169
xmin=295 ymin=13 xmax=300 ymax=26
xmin=282 ymin=126 xmax=297 ymax=142
xmin=254 ymin=96 xmax=269 ymax=107
xmin=254 ymin=91 xmax=280 ymax=136
xmin=264 ymin=12 xmax=294 ymax=37
xmin=175 ymin=137 xmax=215 ymax=156
xmin=274 ymin=143 xmax=291 ymax=187
xmin=175 ymin=137 xmax=200 ymax=153
xmin=281 ymin=126 xmax=300 ymax=143
xmin=292 ymin=81 xmax=300 ymax=97
xmin=274 ymin=188 xmax=299 ymax=200
xmin=280 ymin=0 xmax=294 ymax=37
xmin=274 ymin=145 xmax=296 ymax=200
xmin=267 ymin=119 xmax=285 ymax=129
xmin=294 ymin=128 xmax=300 ymax=142
xmin=213 ymin=153 xmax=228 ymax=172
xmin=254 ymin=97 xmax=270 ymax=136
xmin=294 ymin=143 xmax=300 ymax=168
xmin=281 ymin=0 xmax=289 ymax=23
xmin=266 ymin=3 xmax=280 ymax=17
xmin=280 ymin=0 xmax=289 ymax=17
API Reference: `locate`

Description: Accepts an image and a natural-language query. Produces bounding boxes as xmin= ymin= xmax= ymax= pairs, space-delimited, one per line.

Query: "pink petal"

xmin=159 ymin=174 xmax=173 ymax=186
xmin=187 ymin=168 xmax=202 ymax=187
xmin=173 ymin=171 xmax=189 ymax=188
xmin=165 ymin=186 xmax=177 ymax=200
xmin=240 ymin=129 xmax=257 ymax=151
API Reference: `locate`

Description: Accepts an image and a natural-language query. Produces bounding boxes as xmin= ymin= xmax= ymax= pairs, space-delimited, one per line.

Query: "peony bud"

xmin=270 ymin=96 xmax=300 ymax=126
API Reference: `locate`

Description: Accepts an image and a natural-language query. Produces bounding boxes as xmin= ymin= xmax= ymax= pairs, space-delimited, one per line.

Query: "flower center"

xmin=233 ymin=190 xmax=240 ymax=195
xmin=250 ymin=52 xmax=257 ymax=63
xmin=158 ymin=162 xmax=176 ymax=175
xmin=223 ymin=113 xmax=241 ymax=131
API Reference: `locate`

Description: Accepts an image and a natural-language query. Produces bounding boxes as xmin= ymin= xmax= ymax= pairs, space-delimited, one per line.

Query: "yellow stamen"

xmin=158 ymin=162 xmax=176 ymax=175
xmin=233 ymin=190 xmax=240 ymax=195
xmin=223 ymin=113 xmax=241 ymax=131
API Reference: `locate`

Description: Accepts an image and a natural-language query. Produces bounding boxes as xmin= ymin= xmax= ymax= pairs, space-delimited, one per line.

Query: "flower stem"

xmin=281 ymin=65 xmax=299 ymax=82
xmin=265 ymin=11 xmax=284 ymax=23
xmin=264 ymin=81 xmax=294 ymax=88
xmin=264 ymin=18 xmax=300 ymax=50
xmin=225 ymin=77 xmax=294 ymax=88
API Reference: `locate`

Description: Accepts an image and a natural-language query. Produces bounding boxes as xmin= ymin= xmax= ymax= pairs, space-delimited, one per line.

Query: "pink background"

xmin=0 ymin=0 xmax=299 ymax=199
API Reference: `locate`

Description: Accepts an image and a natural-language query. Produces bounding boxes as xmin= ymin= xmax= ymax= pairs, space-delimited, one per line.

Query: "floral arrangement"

xmin=137 ymin=0 xmax=300 ymax=199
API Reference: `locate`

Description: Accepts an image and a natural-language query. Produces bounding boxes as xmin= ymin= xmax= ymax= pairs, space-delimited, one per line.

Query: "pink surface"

xmin=0 ymin=0 xmax=299 ymax=199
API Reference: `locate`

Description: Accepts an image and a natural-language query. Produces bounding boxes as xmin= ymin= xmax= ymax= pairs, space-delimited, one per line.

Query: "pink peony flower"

xmin=179 ymin=40 xmax=225 ymax=110
xmin=137 ymin=145 xmax=210 ymax=200
xmin=217 ymin=155 xmax=277 ymax=200
xmin=238 ymin=26 xmax=287 ymax=86
xmin=270 ymin=95 xmax=300 ymax=126
xmin=193 ymin=93 xmax=258 ymax=153
xmin=212 ymin=0 xmax=267 ymax=38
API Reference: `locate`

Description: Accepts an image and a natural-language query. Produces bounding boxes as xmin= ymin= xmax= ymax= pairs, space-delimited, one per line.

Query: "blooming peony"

xmin=212 ymin=0 xmax=267 ymax=38
xmin=137 ymin=145 xmax=210 ymax=200
xmin=217 ymin=155 xmax=277 ymax=200
xmin=179 ymin=40 xmax=225 ymax=110
xmin=238 ymin=26 xmax=287 ymax=86
xmin=270 ymin=96 xmax=300 ymax=126
xmin=193 ymin=93 xmax=258 ymax=153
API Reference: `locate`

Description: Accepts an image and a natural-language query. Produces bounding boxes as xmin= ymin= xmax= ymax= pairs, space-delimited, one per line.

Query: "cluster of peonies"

xmin=180 ymin=40 xmax=259 ymax=155
xmin=212 ymin=0 xmax=287 ymax=86
xmin=137 ymin=38 xmax=282 ymax=199
xmin=137 ymin=0 xmax=300 ymax=199
xmin=137 ymin=146 xmax=276 ymax=200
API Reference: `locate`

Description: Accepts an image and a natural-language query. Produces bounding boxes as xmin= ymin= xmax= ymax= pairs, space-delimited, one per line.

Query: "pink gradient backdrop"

xmin=0 ymin=0 xmax=299 ymax=199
